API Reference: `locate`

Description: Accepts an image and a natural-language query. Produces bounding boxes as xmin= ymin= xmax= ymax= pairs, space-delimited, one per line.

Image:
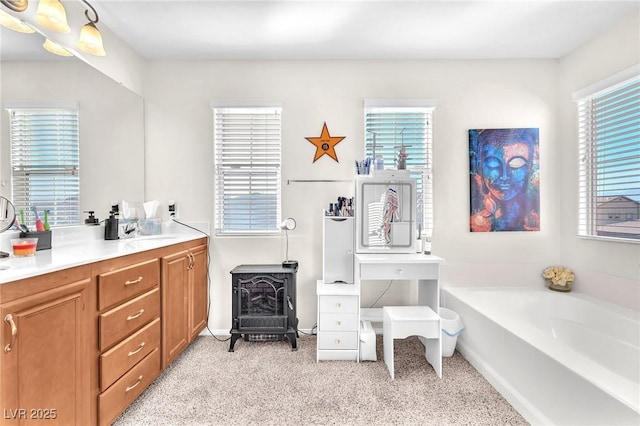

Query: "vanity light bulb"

xmin=0 ymin=10 xmax=35 ymax=33
xmin=76 ymin=22 xmax=106 ymax=56
xmin=43 ymin=38 xmax=73 ymax=57
xmin=35 ymin=0 xmax=71 ymax=33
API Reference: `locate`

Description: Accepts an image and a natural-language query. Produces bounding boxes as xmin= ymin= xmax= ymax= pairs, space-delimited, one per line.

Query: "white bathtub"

xmin=442 ymin=286 xmax=640 ymax=426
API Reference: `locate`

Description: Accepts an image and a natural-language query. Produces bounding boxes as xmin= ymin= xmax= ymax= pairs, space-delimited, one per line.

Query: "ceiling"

xmin=2 ymin=0 xmax=639 ymax=61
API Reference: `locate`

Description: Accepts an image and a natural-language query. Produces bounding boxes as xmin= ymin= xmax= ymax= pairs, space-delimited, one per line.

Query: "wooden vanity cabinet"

xmin=161 ymin=242 xmax=208 ymax=368
xmin=1 ymin=236 xmax=208 ymax=426
xmin=188 ymin=244 xmax=208 ymax=340
xmin=0 ymin=266 xmax=92 ymax=426
xmin=94 ymin=256 xmax=161 ymax=426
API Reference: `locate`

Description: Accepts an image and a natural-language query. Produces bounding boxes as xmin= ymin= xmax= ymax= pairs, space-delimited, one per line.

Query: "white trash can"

xmin=440 ymin=307 xmax=464 ymax=357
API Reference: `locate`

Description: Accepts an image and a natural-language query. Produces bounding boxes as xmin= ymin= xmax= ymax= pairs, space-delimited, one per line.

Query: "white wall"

xmin=143 ymin=59 xmax=560 ymax=331
xmin=558 ymin=12 xmax=640 ymax=310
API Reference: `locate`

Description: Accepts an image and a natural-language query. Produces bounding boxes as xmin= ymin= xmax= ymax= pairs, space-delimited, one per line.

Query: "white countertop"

xmin=0 ymin=222 xmax=209 ymax=285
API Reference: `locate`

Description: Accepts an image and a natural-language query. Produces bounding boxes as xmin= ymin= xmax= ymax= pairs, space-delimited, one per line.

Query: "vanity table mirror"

xmin=355 ymin=176 xmax=417 ymax=253
xmin=0 ymin=30 xmax=145 ymax=225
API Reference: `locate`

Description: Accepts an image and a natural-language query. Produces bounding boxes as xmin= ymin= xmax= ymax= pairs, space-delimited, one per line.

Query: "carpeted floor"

xmin=113 ymin=334 xmax=528 ymax=426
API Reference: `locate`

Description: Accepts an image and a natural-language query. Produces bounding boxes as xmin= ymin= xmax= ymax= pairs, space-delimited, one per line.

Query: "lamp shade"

xmin=75 ymin=21 xmax=106 ymax=56
xmin=43 ymin=38 xmax=72 ymax=56
xmin=280 ymin=218 xmax=296 ymax=231
xmin=35 ymin=0 xmax=70 ymax=33
xmin=0 ymin=9 xmax=34 ymax=33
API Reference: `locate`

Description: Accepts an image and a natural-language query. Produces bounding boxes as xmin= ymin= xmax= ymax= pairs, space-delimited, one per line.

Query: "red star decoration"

xmin=305 ymin=122 xmax=346 ymax=163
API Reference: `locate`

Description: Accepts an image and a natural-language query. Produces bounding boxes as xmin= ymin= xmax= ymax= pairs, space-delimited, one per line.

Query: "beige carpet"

xmin=113 ymin=335 xmax=528 ymax=426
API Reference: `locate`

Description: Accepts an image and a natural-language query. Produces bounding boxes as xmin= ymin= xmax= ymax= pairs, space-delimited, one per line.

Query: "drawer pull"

xmin=125 ymin=375 xmax=143 ymax=392
xmin=3 ymin=314 xmax=17 ymax=354
xmin=335 ymin=339 xmax=341 ymax=345
xmin=126 ymin=309 xmax=145 ymax=321
xmin=336 ymin=321 xmax=342 ymax=326
xmin=336 ymin=303 xmax=342 ymax=308
xmin=396 ymin=268 xmax=404 ymax=274
xmin=127 ymin=342 xmax=146 ymax=356
xmin=124 ymin=276 xmax=144 ymax=286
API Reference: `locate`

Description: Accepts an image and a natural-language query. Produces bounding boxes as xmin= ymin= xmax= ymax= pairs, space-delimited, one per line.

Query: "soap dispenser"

xmin=104 ymin=211 xmax=119 ymax=240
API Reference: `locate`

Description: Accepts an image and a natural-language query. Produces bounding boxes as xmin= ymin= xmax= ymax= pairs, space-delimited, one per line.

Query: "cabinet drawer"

xmin=100 ymin=288 xmax=160 ymax=351
xmin=98 ymin=258 xmax=159 ymax=310
xmin=359 ymin=262 xmax=439 ymax=280
xmin=317 ymin=331 xmax=358 ymax=350
xmin=319 ymin=295 xmax=358 ymax=314
xmin=100 ymin=318 xmax=160 ymax=392
xmin=98 ymin=348 xmax=161 ymax=426
xmin=319 ymin=313 xmax=358 ymax=332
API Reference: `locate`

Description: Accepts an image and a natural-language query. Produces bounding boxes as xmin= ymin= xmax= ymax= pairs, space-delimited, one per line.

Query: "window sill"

xmin=577 ymin=234 xmax=640 ymax=245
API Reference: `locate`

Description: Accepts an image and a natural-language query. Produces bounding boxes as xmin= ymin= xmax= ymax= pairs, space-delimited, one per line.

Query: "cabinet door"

xmin=161 ymin=251 xmax=189 ymax=369
xmin=189 ymin=245 xmax=208 ymax=340
xmin=1 ymin=278 xmax=91 ymax=426
xmin=323 ymin=217 xmax=354 ymax=283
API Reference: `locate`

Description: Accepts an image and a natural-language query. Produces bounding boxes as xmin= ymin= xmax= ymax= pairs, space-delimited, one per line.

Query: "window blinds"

xmin=577 ymin=75 xmax=640 ymax=240
xmin=9 ymin=108 xmax=80 ymax=227
xmin=364 ymin=106 xmax=433 ymax=237
xmin=213 ymin=107 xmax=282 ymax=235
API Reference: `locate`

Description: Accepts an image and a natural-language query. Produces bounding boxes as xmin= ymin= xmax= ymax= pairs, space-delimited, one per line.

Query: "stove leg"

xmin=286 ymin=332 xmax=298 ymax=351
xmin=229 ymin=333 xmax=241 ymax=352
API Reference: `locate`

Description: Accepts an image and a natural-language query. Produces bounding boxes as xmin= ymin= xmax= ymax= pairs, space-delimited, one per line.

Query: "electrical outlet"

xmin=168 ymin=201 xmax=177 ymax=219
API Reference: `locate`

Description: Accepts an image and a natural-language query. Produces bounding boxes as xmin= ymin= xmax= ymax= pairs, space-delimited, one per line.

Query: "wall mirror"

xmin=0 ymin=28 xmax=145 ymax=226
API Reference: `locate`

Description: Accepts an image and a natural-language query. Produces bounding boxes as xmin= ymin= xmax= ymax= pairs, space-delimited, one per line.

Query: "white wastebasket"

xmin=440 ymin=307 xmax=464 ymax=357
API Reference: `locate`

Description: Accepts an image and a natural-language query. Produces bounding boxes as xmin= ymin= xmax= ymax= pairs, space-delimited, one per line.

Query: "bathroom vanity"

xmin=0 ymin=230 xmax=208 ymax=426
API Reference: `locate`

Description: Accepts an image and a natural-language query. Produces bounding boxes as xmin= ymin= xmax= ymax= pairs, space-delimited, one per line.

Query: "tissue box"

xmin=19 ymin=230 xmax=52 ymax=251
xmin=139 ymin=218 xmax=162 ymax=235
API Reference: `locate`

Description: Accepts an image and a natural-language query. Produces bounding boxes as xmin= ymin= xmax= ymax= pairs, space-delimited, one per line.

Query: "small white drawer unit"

xmin=316 ymin=281 xmax=360 ymax=361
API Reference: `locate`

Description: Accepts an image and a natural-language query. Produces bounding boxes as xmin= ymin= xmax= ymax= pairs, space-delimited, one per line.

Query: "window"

xmin=364 ymin=100 xmax=435 ymax=239
xmin=7 ymin=107 xmax=80 ymax=227
xmin=575 ymin=69 xmax=640 ymax=241
xmin=213 ymin=105 xmax=282 ymax=235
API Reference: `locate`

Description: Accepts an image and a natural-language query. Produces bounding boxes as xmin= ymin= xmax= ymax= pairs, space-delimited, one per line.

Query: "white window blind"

xmin=8 ymin=108 xmax=80 ymax=227
xmin=364 ymin=102 xmax=434 ymax=238
xmin=213 ymin=106 xmax=282 ymax=235
xmin=576 ymin=74 xmax=640 ymax=241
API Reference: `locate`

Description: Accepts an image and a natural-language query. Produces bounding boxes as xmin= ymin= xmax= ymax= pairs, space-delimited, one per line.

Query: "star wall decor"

xmin=305 ymin=122 xmax=346 ymax=163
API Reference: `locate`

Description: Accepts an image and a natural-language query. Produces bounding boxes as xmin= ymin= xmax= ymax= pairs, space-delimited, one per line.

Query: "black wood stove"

xmin=229 ymin=262 xmax=299 ymax=351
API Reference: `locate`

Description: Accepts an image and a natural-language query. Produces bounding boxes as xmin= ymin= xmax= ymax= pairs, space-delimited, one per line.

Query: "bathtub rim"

xmin=442 ymin=285 xmax=640 ymax=415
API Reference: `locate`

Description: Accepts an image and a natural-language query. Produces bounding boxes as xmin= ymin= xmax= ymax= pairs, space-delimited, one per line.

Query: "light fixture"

xmin=280 ymin=217 xmax=297 ymax=262
xmin=43 ymin=37 xmax=72 ymax=56
xmin=35 ymin=0 xmax=70 ymax=33
xmin=0 ymin=0 xmax=27 ymax=13
xmin=280 ymin=218 xmax=297 ymax=231
xmin=0 ymin=8 xmax=33 ymax=32
xmin=75 ymin=0 xmax=105 ymax=56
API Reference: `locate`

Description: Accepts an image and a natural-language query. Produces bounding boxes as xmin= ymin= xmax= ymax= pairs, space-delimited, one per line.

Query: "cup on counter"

xmin=11 ymin=238 xmax=38 ymax=257
xmin=139 ymin=218 xmax=162 ymax=235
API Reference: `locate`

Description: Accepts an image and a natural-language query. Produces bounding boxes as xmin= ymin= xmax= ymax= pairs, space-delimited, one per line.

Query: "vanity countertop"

xmin=0 ymin=224 xmax=209 ymax=285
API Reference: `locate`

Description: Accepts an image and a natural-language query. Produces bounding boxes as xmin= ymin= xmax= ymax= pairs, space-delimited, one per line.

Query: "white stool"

xmin=383 ymin=306 xmax=442 ymax=379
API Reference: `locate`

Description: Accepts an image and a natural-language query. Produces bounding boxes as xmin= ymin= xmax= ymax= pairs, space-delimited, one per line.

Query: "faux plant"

xmin=542 ymin=266 xmax=575 ymax=288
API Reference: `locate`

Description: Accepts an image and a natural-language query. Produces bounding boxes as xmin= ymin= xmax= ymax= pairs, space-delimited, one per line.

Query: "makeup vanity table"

xmin=316 ymin=174 xmax=445 ymax=377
